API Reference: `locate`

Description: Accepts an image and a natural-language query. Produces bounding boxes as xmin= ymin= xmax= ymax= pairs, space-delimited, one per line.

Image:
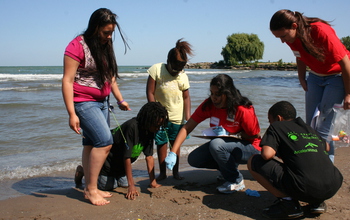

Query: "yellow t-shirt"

xmin=147 ymin=63 xmax=190 ymax=124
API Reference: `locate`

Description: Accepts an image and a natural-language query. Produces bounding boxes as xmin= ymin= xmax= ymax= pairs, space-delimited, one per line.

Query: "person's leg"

xmin=116 ymin=175 xmax=128 ymax=188
xmin=76 ymin=100 xmax=113 ymax=205
xmin=247 ymin=155 xmax=286 ymax=198
xmin=170 ymin=140 xmax=184 ymax=180
xmin=305 ymin=73 xmax=324 ymax=125
xmin=248 ymin=155 xmax=303 ymax=219
xmin=97 ymin=175 xmax=118 ymax=191
xmin=209 ymin=138 xmax=260 ymax=193
xmin=74 ymin=165 xmax=84 ymax=188
xmin=82 ymin=145 xmax=92 ymax=190
xmin=165 ymin=123 xmax=184 ymax=180
xmin=209 ymin=138 xmax=259 ymax=183
xmin=156 ymin=143 xmax=168 ymax=181
xmin=84 ymin=145 xmax=112 ymax=205
xmin=208 ymin=138 xmax=241 ymax=183
xmin=317 ymin=75 xmax=344 ymax=162
xmin=187 ymin=141 xmax=218 ymax=169
xmin=154 ymin=126 xmax=168 ymax=181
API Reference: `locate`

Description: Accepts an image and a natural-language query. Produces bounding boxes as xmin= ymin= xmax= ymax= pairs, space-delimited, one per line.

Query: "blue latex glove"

xmin=165 ymin=151 xmax=177 ymax=170
xmin=245 ymin=189 xmax=260 ymax=197
xmin=213 ymin=126 xmax=228 ymax=136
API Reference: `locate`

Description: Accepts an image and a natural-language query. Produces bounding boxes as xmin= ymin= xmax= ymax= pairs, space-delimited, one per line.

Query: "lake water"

xmin=0 ymin=66 xmax=304 ymax=200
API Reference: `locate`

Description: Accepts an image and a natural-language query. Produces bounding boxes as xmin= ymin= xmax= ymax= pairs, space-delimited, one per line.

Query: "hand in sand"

xmin=126 ymin=185 xmax=140 ymax=200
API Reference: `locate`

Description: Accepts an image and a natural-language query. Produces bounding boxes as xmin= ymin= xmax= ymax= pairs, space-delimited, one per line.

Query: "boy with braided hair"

xmin=75 ymin=102 xmax=168 ymax=200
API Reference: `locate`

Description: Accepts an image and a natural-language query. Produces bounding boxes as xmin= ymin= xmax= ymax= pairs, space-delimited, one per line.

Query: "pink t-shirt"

xmin=287 ymin=22 xmax=350 ymax=74
xmin=191 ymin=99 xmax=261 ymax=151
xmin=64 ymin=36 xmax=111 ymax=102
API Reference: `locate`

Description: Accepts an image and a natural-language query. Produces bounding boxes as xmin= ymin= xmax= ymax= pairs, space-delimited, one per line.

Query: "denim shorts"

xmin=74 ymin=99 xmax=113 ymax=148
xmin=97 ymin=175 xmax=128 ymax=190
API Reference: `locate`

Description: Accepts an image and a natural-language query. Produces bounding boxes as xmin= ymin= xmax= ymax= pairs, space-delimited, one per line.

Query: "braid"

xmin=137 ymin=102 xmax=168 ymax=130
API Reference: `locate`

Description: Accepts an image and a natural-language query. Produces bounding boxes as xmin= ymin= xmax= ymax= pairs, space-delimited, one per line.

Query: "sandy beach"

xmin=0 ymin=147 xmax=349 ymax=220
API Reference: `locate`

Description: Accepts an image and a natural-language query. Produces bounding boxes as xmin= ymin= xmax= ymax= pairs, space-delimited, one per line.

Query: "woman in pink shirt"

xmin=62 ymin=8 xmax=130 ymax=206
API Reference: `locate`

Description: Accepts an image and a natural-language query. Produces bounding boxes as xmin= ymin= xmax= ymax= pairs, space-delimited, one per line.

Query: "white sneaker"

xmin=216 ymin=180 xmax=245 ymax=194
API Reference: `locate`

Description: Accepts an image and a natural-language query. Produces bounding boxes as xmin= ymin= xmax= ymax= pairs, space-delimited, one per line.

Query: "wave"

xmin=0 ymin=145 xmax=198 ymax=181
xmin=0 ymin=73 xmax=63 ymax=81
xmin=0 ymin=161 xmax=79 ymax=180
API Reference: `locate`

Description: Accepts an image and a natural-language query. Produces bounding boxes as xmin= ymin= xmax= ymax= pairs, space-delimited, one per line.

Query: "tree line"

xmin=222 ymin=33 xmax=350 ymax=65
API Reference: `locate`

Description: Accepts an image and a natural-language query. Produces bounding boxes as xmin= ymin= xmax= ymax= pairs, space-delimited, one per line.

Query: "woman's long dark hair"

xmin=202 ymin=74 xmax=252 ymax=118
xmin=83 ymin=8 xmax=129 ymax=83
xmin=270 ymin=9 xmax=330 ymax=62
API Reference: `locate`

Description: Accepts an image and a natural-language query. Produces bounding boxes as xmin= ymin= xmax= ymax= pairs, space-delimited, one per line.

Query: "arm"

xmin=146 ymin=76 xmax=156 ymax=102
xmin=182 ymin=89 xmax=191 ymax=121
xmin=145 ymin=155 xmax=161 ymax=188
xmin=62 ymin=55 xmax=81 ymax=134
xmin=261 ymin=145 xmax=276 ymax=160
xmin=239 ymin=131 xmax=261 ymax=140
xmin=338 ymin=55 xmax=350 ymax=110
xmin=165 ymin=119 xmax=198 ymax=170
xmin=297 ymin=58 xmax=308 ymax=92
xmin=124 ymin=157 xmax=139 ymax=200
xmin=111 ymin=77 xmax=130 ymax=111
xmin=325 ymin=142 xmax=330 ymax=152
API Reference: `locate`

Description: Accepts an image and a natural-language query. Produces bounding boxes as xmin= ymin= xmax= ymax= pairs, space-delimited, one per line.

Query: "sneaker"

xmin=310 ymin=202 xmax=327 ymax=214
xmin=216 ymin=180 xmax=245 ymax=194
xmin=262 ymin=198 xmax=303 ymax=219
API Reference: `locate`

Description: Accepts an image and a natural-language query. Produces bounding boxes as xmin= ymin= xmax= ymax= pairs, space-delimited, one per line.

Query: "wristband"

xmin=117 ymin=100 xmax=125 ymax=105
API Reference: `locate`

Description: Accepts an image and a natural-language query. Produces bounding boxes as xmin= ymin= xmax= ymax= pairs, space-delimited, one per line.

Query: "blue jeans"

xmin=74 ymin=99 xmax=113 ymax=148
xmin=97 ymin=175 xmax=128 ymax=190
xmin=188 ymin=137 xmax=260 ymax=183
xmin=306 ymin=73 xmax=344 ymax=161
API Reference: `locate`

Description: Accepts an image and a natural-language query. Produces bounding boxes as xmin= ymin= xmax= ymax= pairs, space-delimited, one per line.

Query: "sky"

xmin=1 ymin=0 xmax=349 ymax=66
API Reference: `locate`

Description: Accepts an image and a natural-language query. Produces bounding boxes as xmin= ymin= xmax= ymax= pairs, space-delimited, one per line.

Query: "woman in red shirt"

xmin=270 ymin=9 xmax=350 ymax=162
xmin=165 ymin=74 xmax=261 ymax=194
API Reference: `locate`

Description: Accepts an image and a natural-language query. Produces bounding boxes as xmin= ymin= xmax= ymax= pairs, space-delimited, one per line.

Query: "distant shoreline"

xmin=186 ymin=62 xmax=297 ymax=71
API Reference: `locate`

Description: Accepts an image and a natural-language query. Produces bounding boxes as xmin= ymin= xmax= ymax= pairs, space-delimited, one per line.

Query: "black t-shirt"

xmin=100 ymin=117 xmax=154 ymax=177
xmin=261 ymin=117 xmax=343 ymax=199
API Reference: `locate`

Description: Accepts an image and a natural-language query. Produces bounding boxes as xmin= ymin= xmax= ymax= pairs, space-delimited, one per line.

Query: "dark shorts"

xmin=250 ymin=154 xmax=289 ymax=193
xmin=155 ymin=122 xmax=183 ymax=145
xmin=250 ymin=154 xmax=327 ymax=204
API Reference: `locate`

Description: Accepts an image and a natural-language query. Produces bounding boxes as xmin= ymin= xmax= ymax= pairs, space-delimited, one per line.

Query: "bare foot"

xmin=84 ymin=189 xmax=110 ymax=206
xmin=173 ymin=173 xmax=184 ymax=180
xmin=156 ymin=173 xmax=167 ymax=181
xmin=98 ymin=189 xmax=112 ymax=198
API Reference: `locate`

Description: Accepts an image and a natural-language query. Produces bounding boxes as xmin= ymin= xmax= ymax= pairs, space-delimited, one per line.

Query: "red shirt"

xmin=287 ymin=22 xmax=350 ymax=75
xmin=191 ymin=99 xmax=261 ymax=151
